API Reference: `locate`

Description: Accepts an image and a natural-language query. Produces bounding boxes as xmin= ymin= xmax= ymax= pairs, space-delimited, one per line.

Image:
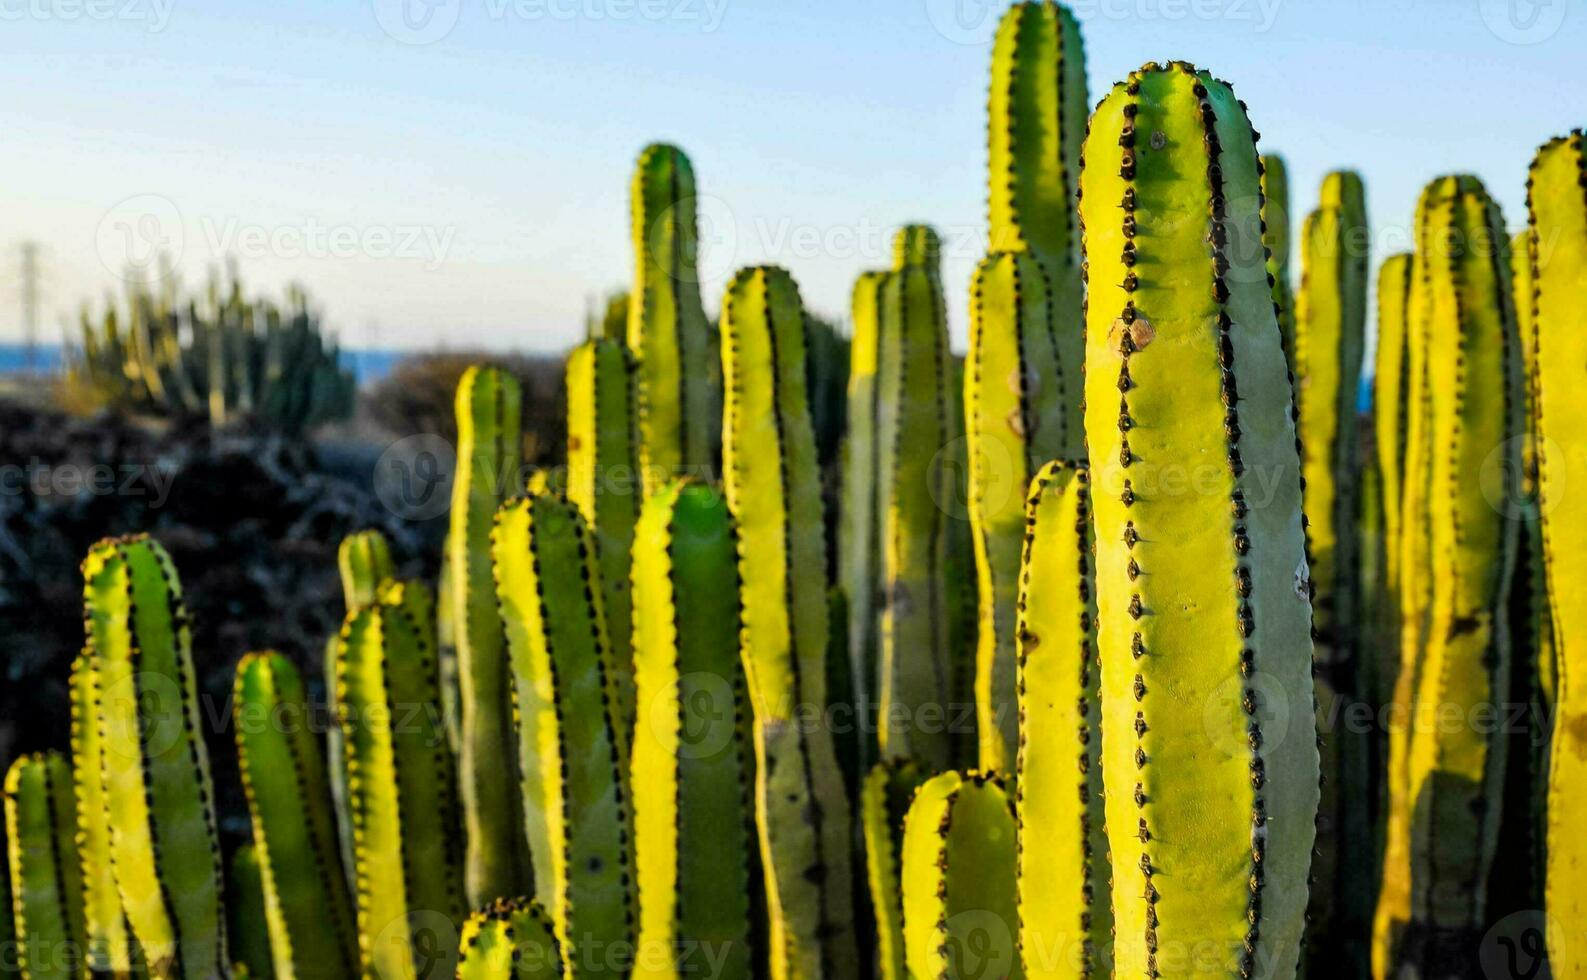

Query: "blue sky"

xmin=0 ymin=0 xmax=1580 ymax=352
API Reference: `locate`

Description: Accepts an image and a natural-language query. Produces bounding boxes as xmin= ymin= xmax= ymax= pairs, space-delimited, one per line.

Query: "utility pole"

xmin=20 ymin=242 xmax=39 ymax=372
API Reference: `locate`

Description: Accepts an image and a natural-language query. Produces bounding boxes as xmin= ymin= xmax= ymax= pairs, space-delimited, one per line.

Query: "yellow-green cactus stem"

xmin=449 ymin=365 xmax=533 ymax=908
xmin=944 ymin=355 xmax=980 ymax=768
xmin=1396 ymin=175 xmax=1522 ymax=972
xmin=630 ymin=481 xmax=753 ymax=980
xmin=83 ymin=535 xmax=228 ymax=980
xmin=68 ymin=649 xmax=134 ymax=977
xmin=4 ymin=753 xmax=86 ymax=980
xmin=1079 ymin=63 xmax=1319 ymax=978
xmin=456 ymin=899 xmax=561 ymax=980
xmin=0 ymin=820 xmax=14 ymax=980
xmin=565 ymin=337 xmax=641 ymax=730
xmin=226 ymin=846 xmax=274 ymax=980
xmin=839 ymin=270 xmax=888 ymax=752
xmin=966 ymin=251 xmax=1066 ymax=774
xmin=859 ymin=761 xmax=929 ymax=980
xmin=874 ymin=254 xmax=955 ymax=772
xmin=492 ymin=491 xmax=636 ymax=979
xmin=233 ymin=652 xmax=359 ymax=980
xmin=1015 ymin=461 xmax=1109 ymax=978
xmin=1260 ymin=154 xmax=1295 ymax=367
xmin=1509 ymin=227 xmax=1556 ymax=714
xmin=629 ymin=143 xmax=714 ymax=493
xmin=987 ymin=0 xmax=1086 ymax=460
xmin=720 ymin=265 xmax=858 ymax=980
xmin=337 ymin=580 xmax=466 ymax=980
xmin=899 ymin=772 xmax=1021 ymax=980
xmin=1529 ymin=130 xmax=1587 ymax=975
xmin=1373 ymin=253 xmax=1413 ymax=610
xmin=891 ymin=225 xmax=940 ymax=272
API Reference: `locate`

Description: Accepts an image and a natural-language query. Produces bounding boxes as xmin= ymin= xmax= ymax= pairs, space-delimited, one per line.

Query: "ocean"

xmin=0 ymin=343 xmax=404 ymax=383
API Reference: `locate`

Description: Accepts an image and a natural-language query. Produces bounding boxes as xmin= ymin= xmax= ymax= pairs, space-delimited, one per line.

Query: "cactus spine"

xmin=1079 ymin=63 xmax=1319 ymax=977
xmin=4 ymin=753 xmax=86 ymax=980
xmin=629 ymin=481 xmax=753 ymax=980
xmin=858 ymin=761 xmax=929 ymax=980
xmin=456 ymin=900 xmax=562 ymax=980
xmin=874 ymin=236 xmax=955 ymax=771
xmin=492 ymin=491 xmax=636 ymax=979
xmin=720 ymin=265 xmax=857 ymax=980
xmin=565 ymin=337 xmax=641 ymax=729
xmin=1260 ymin=154 xmax=1296 ymax=367
xmin=1015 ymin=461 xmax=1109 ymax=978
xmin=840 ymin=270 xmax=888 ymax=752
xmin=629 ymin=143 xmax=715 ymax=493
xmin=337 ymin=579 xmax=465 ymax=980
xmin=233 ymin=652 xmax=359 ymax=980
xmin=68 ymin=648 xmax=135 ymax=977
xmin=449 ymin=365 xmax=533 ymax=907
xmin=82 ymin=535 xmax=228 ymax=980
xmin=1528 ymin=130 xmax=1587 ymax=975
xmin=899 ymin=772 xmax=1021 ymax=980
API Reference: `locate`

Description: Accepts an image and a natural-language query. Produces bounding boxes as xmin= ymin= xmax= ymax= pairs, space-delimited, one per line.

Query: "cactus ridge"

xmin=5 ymin=753 xmax=86 ymax=980
xmin=68 ymin=648 xmax=135 ymax=976
xmin=859 ymin=761 xmax=929 ymax=980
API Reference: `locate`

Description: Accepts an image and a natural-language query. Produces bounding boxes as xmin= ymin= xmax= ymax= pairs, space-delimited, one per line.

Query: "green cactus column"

xmin=227 ymin=845 xmax=274 ymax=980
xmin=899 ymin=772 xmax=1021 ymax=980
xmin=1080 ymin=63 xmax=1319 ymax=978
xmin=83 ymin=535 xmax=228 ymax=980
xmin=858 ymin=761 xmax=929 ymax=980
xmin=456 ymin=900 xmax=561 ymax=980
xmin=234 ymin=652 xmax=360 ymax=980
xmin=1398 ymin=175 xmax=1521 ymax=973
xmin=1510 ymin=229 xmax=1555 ymax=713
xmin=629 ymin=481 xmax=753 ymax=980
xmin=874 ymin=239 xmax=955 ymax=772
xmin=1529 ymin=130 xmax=1587 ymax=976
xmin=987 ymin=0 xmax=1086 ymax=460
xmin=1260 ymin=154 xmax=1296 ymax=368
xmin=629 ymin=143 xmax=715 ymax=493
xmin=448 ymin=365 xmax=532 ymax=908
xmin=1373 ymin=253 xmax=1414 ymax=614
xmin=1015 ymin=461 xmax=1109 ymax=978
xmin=4 ymin=754 xmax=86 ymax=980
xmin=68 ymin=649 xmax=135 ymax=978
xmin=493 ymin=491 xmax=636 ymax=980
xmin=337 ymin=580 xmax=466 ymax=980
xmin=720 ymin=265 xmax=858 ymax=980
xmin=565 ymin=338 xmax=641 ymax=730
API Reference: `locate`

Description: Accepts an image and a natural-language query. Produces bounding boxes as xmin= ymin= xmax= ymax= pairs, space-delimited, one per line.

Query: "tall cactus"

xmin=68 ymin=649 xmax=135 ymax=978
xmin=1373 ymin=253 xmax=1414 ymax=611
xmin=455 ymin=900 xmax=561 ymax=980
xmin=233 ymin=652 xmax=359 ymax=980
xmin=565 ymin=337 xmax=641 ymax=729
xmin=82 ymin=535 xmax=228 ymax=980
xmin=720 ymin=265 xmax=858 ymax=980
xmin=1260 ymin=154 xmax=1296 ymax=367
xmin=858 ymin=761 xmax=930 ymax=980
xmin=1528 ymin=129 xmax=1587 ymax=976
xmin=629 ymin=481 xmax=753 ymax=980
xmin=227 ymin=845 xmax=274 ymax=980
xmin=629 ymin=143 xmax=714 ymax=493
xmin=449 ymin=365 xmax=532 ymax=908
xmin=899 ymin=772 xmax=1021 ymax=980
xmin=492 ymin=491 xmax=636 ymax=979
xmin=1079 ymin=62 xmax=1319 ymax=977
xmin=1015 ymin=461 xmax=1109 ymax=978
xmin=4 ymin=753 xmax=86 ymax=980
xmin=987 ymin=0 xmax=1086 ymax=460
xmin=337 ymin=579 xmax=466 ymax=980
xmin=874 ymin=236 xmax=955 ymax=772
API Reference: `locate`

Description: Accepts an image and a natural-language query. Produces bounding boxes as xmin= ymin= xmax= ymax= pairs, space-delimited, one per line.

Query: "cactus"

xmin=1079 ymin=62 xmax=1319 ymax=977
xmin=720 ymin=265 xmax=858 ymax=980
xmin=840 ymin=270 xmax=888 ymax=752
xmin=987 ymin=0 xmax=1086 ymax=460
xmin=226 ymin=846 xmax=274 ymax=980
xmin=858 ymin=762 xmax=930 ymax=980
xmin=966 ymin=250 xmax=1066 ymax=773
xmin=0 ymin=797 xmax=14 ymax=980
xmin=629 ymin=481 xmax=754 ymax=980
xmin=449 ymin=365 xmax=533 ymax=908
xmin=1294 ymin=170 xmax=1373 ymax=975
xmin=455 ymin=900 xmax=561 ymax=980
xmin=565 ymin=338 xmax=641 ymax=729
xmin=68 ymin=649 xmax=135 ymax=978
xmin=629 ymin=143 xmax=715 ymax=493
xmin=1528 ymin=129 xmax=1587 ymax=975
xmin=1373 ymin=253 xmax=1414 ymax=609
xmin=337 ymin=579 xmax=466 ymax=980
xmin=899 ymin=772 xmax=1021 ymax=980
xmin=873 ymin=235 xmax=955 ymax=772
xmin=4 ymin=753 xmax=86 ymax=980
xmin=82 ymin=535 xmax=228 ymax=980
xmin=1260 ymin=154 xmax=1296 ymax=368
xmin=1014 ymin=461 xmax=1109 ymax=977
xmin=491 ymin=491 xmax=636 ymax=979
xmin=233 ymin=652 xmax=359 ymax=980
